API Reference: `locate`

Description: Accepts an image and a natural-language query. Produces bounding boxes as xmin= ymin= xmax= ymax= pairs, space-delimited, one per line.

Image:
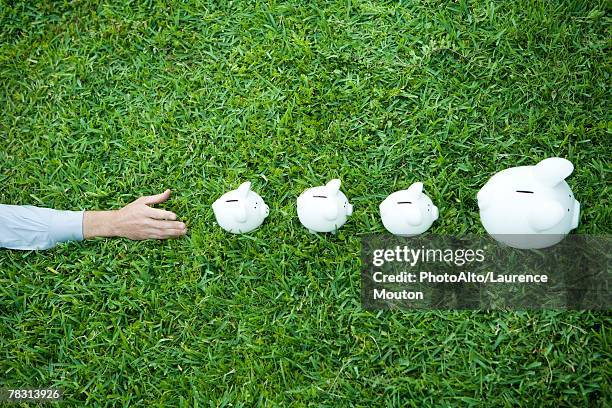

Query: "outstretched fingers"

xmin=148 ymin=219 xmax=187 ymax=239
xmin=146 ymin=206 xmax=178 ymax=220
xmin=160 ymin=228 xmax=188 ymax=239
xmin=139 ymin=189 xmax=172 ymax=206
xmin=147 ymin=227 xmax=187 ymax=239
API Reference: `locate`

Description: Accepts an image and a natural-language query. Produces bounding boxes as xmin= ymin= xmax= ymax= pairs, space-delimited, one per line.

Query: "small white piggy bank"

xmin=212 ymin=181 xmax=269 ymax=234
xmin=297 ymin=179 xmax=353 ymax=233
xmin=477 ymin=157 xmax=580 ymax=249
xmin=379 ymin=182 xmax=439 ymax=236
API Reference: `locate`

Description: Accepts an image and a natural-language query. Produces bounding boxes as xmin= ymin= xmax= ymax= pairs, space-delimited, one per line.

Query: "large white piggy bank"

xmin=379 ymin=182 xmax=439 ymax=236
xmin=297 ymin=179 xmax=353 ymax=233
xmin=212 ymin=181 xmax=269 ymax=234
xmin=477 ymin=157 xmax=580 ymax=249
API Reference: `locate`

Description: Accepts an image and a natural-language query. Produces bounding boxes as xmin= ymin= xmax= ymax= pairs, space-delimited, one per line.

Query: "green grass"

xmin=1 ymin=0 xmax=610 ymax=406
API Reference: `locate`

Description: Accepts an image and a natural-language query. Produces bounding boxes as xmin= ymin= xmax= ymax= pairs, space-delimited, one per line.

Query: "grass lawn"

xmin=1 ymin=0 xmax=610 ymax=406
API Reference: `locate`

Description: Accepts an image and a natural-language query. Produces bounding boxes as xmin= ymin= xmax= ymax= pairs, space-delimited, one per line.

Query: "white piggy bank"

xmin=379 ymin=182 xmax=439 ymax=236
xmin=297 ymin=179 xmax=353 ymax=233
xmin=477 ymin=157 xmax=580 ymax=249
xmin=212 ymin=181 xmax=269 ymax=234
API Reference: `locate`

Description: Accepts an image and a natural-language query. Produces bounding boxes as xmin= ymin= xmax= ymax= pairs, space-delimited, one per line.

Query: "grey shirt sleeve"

xmin=0 ymin=205 xmax=85 ymax=250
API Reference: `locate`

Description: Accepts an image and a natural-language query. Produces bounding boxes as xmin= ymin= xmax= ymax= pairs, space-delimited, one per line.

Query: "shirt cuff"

xmin=49 ymin=209 xmax=85 ymax=244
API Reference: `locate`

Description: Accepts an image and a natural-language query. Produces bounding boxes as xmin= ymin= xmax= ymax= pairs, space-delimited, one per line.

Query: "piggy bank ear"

xmin=234 ymin=203 xmax=248 ymax=223
xmin=323 ymin=201 xmax=339 ymax=221
xmin=528 ymin=200 xmax=564 ymax=231
xmin=406 ymin=207 xmax=423 ymax=226
xmin=325 ymin=179 xmax=341 ymax=194
xmin=533 ymin=158 xmax=574 ymax=187
xmin=406 ymin=182 xmax=423 ymax=198
xmin=237 ymin=181 xmax=252 ymax=198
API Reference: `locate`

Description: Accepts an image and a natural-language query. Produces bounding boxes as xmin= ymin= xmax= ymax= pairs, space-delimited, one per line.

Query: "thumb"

xmin=139 ymin=189 xmax=171 ymax=206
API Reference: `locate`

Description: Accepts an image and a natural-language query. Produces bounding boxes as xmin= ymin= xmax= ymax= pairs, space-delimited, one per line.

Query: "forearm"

xmin=83 ymin=210 xmax=117 ymax=239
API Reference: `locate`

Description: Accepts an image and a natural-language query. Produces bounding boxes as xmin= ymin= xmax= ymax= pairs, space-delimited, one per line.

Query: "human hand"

xmin=83 ymin=190 xmax=187 ymax=240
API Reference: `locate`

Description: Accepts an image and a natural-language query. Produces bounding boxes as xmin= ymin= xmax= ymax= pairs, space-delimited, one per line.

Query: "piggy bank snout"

xmin=346 ymin=203 xmax=353 ymax=216
xmin=571 ymin=200 xmax=580 ymax=230
xmin=432 ymin=205 xmax=439 ymax=220
xmin=261 ymin=203 xmax=270 ymax=217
